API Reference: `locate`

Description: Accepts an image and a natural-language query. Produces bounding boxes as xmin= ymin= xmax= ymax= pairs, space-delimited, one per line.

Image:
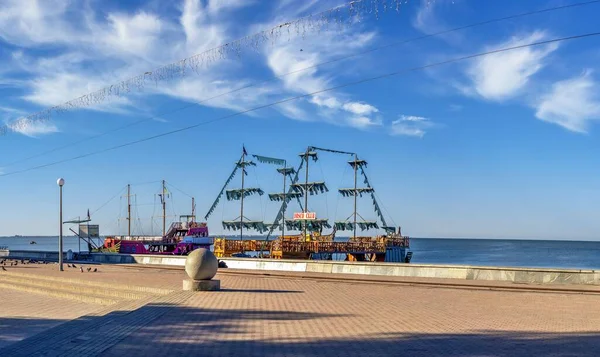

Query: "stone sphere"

xmin=185 ymin=248 xmax=218 ymax=280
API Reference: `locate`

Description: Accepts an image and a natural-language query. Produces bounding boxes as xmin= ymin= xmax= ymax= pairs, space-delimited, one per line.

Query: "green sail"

xmin=338 ymin=187 xmax=375 ymax=197
xmin=252 ymin=155 xmax=285 ymax=166
xmin=348 ymin=159 xmax=368 ymax=169
xmin=236 ymin=160 xmax=257 ymax=168
xmin=334 ymin=221 xmax=379 ymax=231
xmin=299 ymin=150 xmax=319 ymax=162
xmin=291 ymin=182 xmax=328 ymax=195
xmin=277 ymin=167 xmax=296 ymax=176
xmin=222 ymin=220 xmax=268 ymax=233
xmin=268 ymin=192 xmax=303 ymax=202
xmin=225 ymin=188 xmax=264 ymax=201
xmin=284 ymin=219 xmax=331 ymax=231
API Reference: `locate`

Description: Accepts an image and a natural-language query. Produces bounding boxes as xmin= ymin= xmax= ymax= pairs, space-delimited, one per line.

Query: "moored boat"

xmin=102 ymin=221 xmax=213 ymax=255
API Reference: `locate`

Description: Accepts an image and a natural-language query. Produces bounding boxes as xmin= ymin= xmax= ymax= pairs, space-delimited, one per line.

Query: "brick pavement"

xmin=0 ymin=289 xmax=103 ymax=349
xmin=2 ymin=264 xmax=600 ymax=356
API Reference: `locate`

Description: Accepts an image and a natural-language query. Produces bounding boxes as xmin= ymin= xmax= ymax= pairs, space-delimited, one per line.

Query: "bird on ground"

xmin=93 ymin=268 xmax=97 ymax=272
xmin=1 ymin=266 xmax=6 ymax=271
xmin=80 ymin=267 xmax=84 ymax=273
xmin=67 ymin=264 xmax=72 ymax=268
xmin=86 ymin=267 xmax=91 ymax=272
xmin=72 ymin=264 xmax=77 ymax=268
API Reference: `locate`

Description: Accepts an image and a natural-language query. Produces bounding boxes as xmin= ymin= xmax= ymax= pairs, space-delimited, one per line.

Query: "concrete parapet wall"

xmin=0 ymin=250 xmax=62 ymax=260
xmin=5 ymin=250 xmax=600 ymax=286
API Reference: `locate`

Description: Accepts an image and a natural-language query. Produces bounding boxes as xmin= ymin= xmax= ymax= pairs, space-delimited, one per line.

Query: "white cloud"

xmin=0 ymin=0 xmax=385 ymax=135
xmin=0 ymin=0 xmax=75 ymax=46
xmin=342 ymin=102 xmax=378 ymax=116
xmin=9 ymin=120 xmax=59 ymax=137
xmin=413 ymin=0 xmax=441 ymax=34
xmin=104 ymin=12 xmax=163 ymax=57
xmin=412 ymin=0 xmax=462 ymax=44
xmin=535 ymin=71 xmax=600 ymax=133
xmin=463 ymin=31 xmax=558 ymax=101
xmin=348 ymin=116 xmax=382 ymax=129
xmin=0 ymin=106 xmax=26 ymax=115
xmin=207 ymin=0 xmax=253 ymax=15
xmin=160 ymin=75 xmax=276 ymax=114
xmin=180 ymin=0 xmax=228 ymax=53
xmin=390 ymin=115 xmax=434 ymax=137
xmin=265 ymin=28 xmax=380 ymax=129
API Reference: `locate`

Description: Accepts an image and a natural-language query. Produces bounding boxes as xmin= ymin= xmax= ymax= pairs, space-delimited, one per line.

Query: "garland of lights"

xmin=1 ymin=0 xmax=432 ymax=135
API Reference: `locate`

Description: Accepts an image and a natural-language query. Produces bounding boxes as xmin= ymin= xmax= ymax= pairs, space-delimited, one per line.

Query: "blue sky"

xmin=1 ymin=0 xmax=600 ymax=239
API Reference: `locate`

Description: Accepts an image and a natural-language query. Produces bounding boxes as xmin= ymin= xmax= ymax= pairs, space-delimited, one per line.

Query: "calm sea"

xmin=1 ymin=236 xmax=599 ymax=270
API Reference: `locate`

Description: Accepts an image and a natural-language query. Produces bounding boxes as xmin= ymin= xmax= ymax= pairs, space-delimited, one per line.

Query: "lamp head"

xmin=57 ymin=178 xmax=65 ymax=187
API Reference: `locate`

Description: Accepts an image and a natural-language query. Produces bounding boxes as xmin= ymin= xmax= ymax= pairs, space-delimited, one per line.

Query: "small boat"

xmin=103 ymin=221 xmax=213 ymax=255
xmin=29 ymin=241 xmax=37 ymax=245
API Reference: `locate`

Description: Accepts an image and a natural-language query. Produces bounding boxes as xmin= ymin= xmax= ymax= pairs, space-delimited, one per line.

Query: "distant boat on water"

xmin=29 ymin=241 xmax=37 ymax=245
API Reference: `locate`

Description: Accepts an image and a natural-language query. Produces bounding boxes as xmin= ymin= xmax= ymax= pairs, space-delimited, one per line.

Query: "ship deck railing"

xmin=213 ymin=236 xmax=409 ymax=256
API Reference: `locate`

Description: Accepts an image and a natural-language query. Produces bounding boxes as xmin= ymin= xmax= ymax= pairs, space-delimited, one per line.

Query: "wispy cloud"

xmin=413 ymin=0 xmax=443 ymax=34
xmin=390 ymin=115 xmax=434 ymax=137
xmin=8 ymin=120 xmax=59 ymax=137
xmin=460 ymin=31 xmax=558 ymax=101
xmin=412 ymin=0 xmax=461 ymax=43
xmin=0 ymin=106 xmax=26 ymax=115
xmin=265 ymin=28 xmax=380 ymax=128
xmin=0 ymin=0 xmax=384 ymax=136
xmin=535 ymin=71 xmax=600 ymax=133
xmin=449 ymin=104 xmax=463 ymax=111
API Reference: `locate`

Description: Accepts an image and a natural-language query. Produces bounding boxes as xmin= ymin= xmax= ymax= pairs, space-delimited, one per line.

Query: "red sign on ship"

xmin=293 ymin=212 xmax=316 ymax=220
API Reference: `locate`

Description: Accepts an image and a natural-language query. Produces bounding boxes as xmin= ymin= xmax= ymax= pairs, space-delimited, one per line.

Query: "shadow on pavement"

xmin=219 ymin=288 xmax=303 ymax=293
xmin=1 ymin=302 xmax=599 ymax=357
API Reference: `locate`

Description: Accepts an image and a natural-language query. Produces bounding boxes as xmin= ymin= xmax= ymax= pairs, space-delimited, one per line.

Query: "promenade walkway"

xmin=1 ymin=262 xmax=599 ymax=356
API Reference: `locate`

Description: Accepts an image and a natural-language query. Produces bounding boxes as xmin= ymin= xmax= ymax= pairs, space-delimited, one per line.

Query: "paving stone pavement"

xmin=0 ymin=289 xmax=103 ymax=349
xmin=2 ymin=264 xmax=600 ymax=356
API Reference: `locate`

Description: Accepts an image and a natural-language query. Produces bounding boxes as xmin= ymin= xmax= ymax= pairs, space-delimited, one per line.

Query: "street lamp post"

xmin=57 ymin=178 xmax=65 ymax=272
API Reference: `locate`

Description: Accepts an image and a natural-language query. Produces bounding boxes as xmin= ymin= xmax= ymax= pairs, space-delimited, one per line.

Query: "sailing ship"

xmin=207 ymin=145 xmax=412 ymax=262
xmin=101 ymin=181 xmax=213 ymax=255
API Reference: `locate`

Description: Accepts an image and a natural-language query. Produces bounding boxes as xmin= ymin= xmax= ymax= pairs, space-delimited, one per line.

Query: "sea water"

xmin=1 ymin=236 xmax=599 ymax=270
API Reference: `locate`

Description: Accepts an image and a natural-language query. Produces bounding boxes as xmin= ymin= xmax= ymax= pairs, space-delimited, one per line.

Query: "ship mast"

xmin=162 ymin=180 xmax=166 ymax=237
xmin=263 ymin=157 xmax=299 ymax=241
xmin=191 ymin=197 xmax=195 ymax=223
xmin=282 ymin=161 xmax=286 ymax=239
xmin=204 ymin=146 xmax=266 ymax=241
xmin=335 ymin=155 xmax=396 ymax=236
xmin=303 ymin=147 xmax=309 ymax=239
xmin=353 ymin=154 xmax=358 ymax=240
xmin=271 ymin=146 xmax=364 ymax=239
xmin=127 ymin=184 xmax=131 ymax=237
xmin=240 ymin=147 xmax=246 ymax=242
